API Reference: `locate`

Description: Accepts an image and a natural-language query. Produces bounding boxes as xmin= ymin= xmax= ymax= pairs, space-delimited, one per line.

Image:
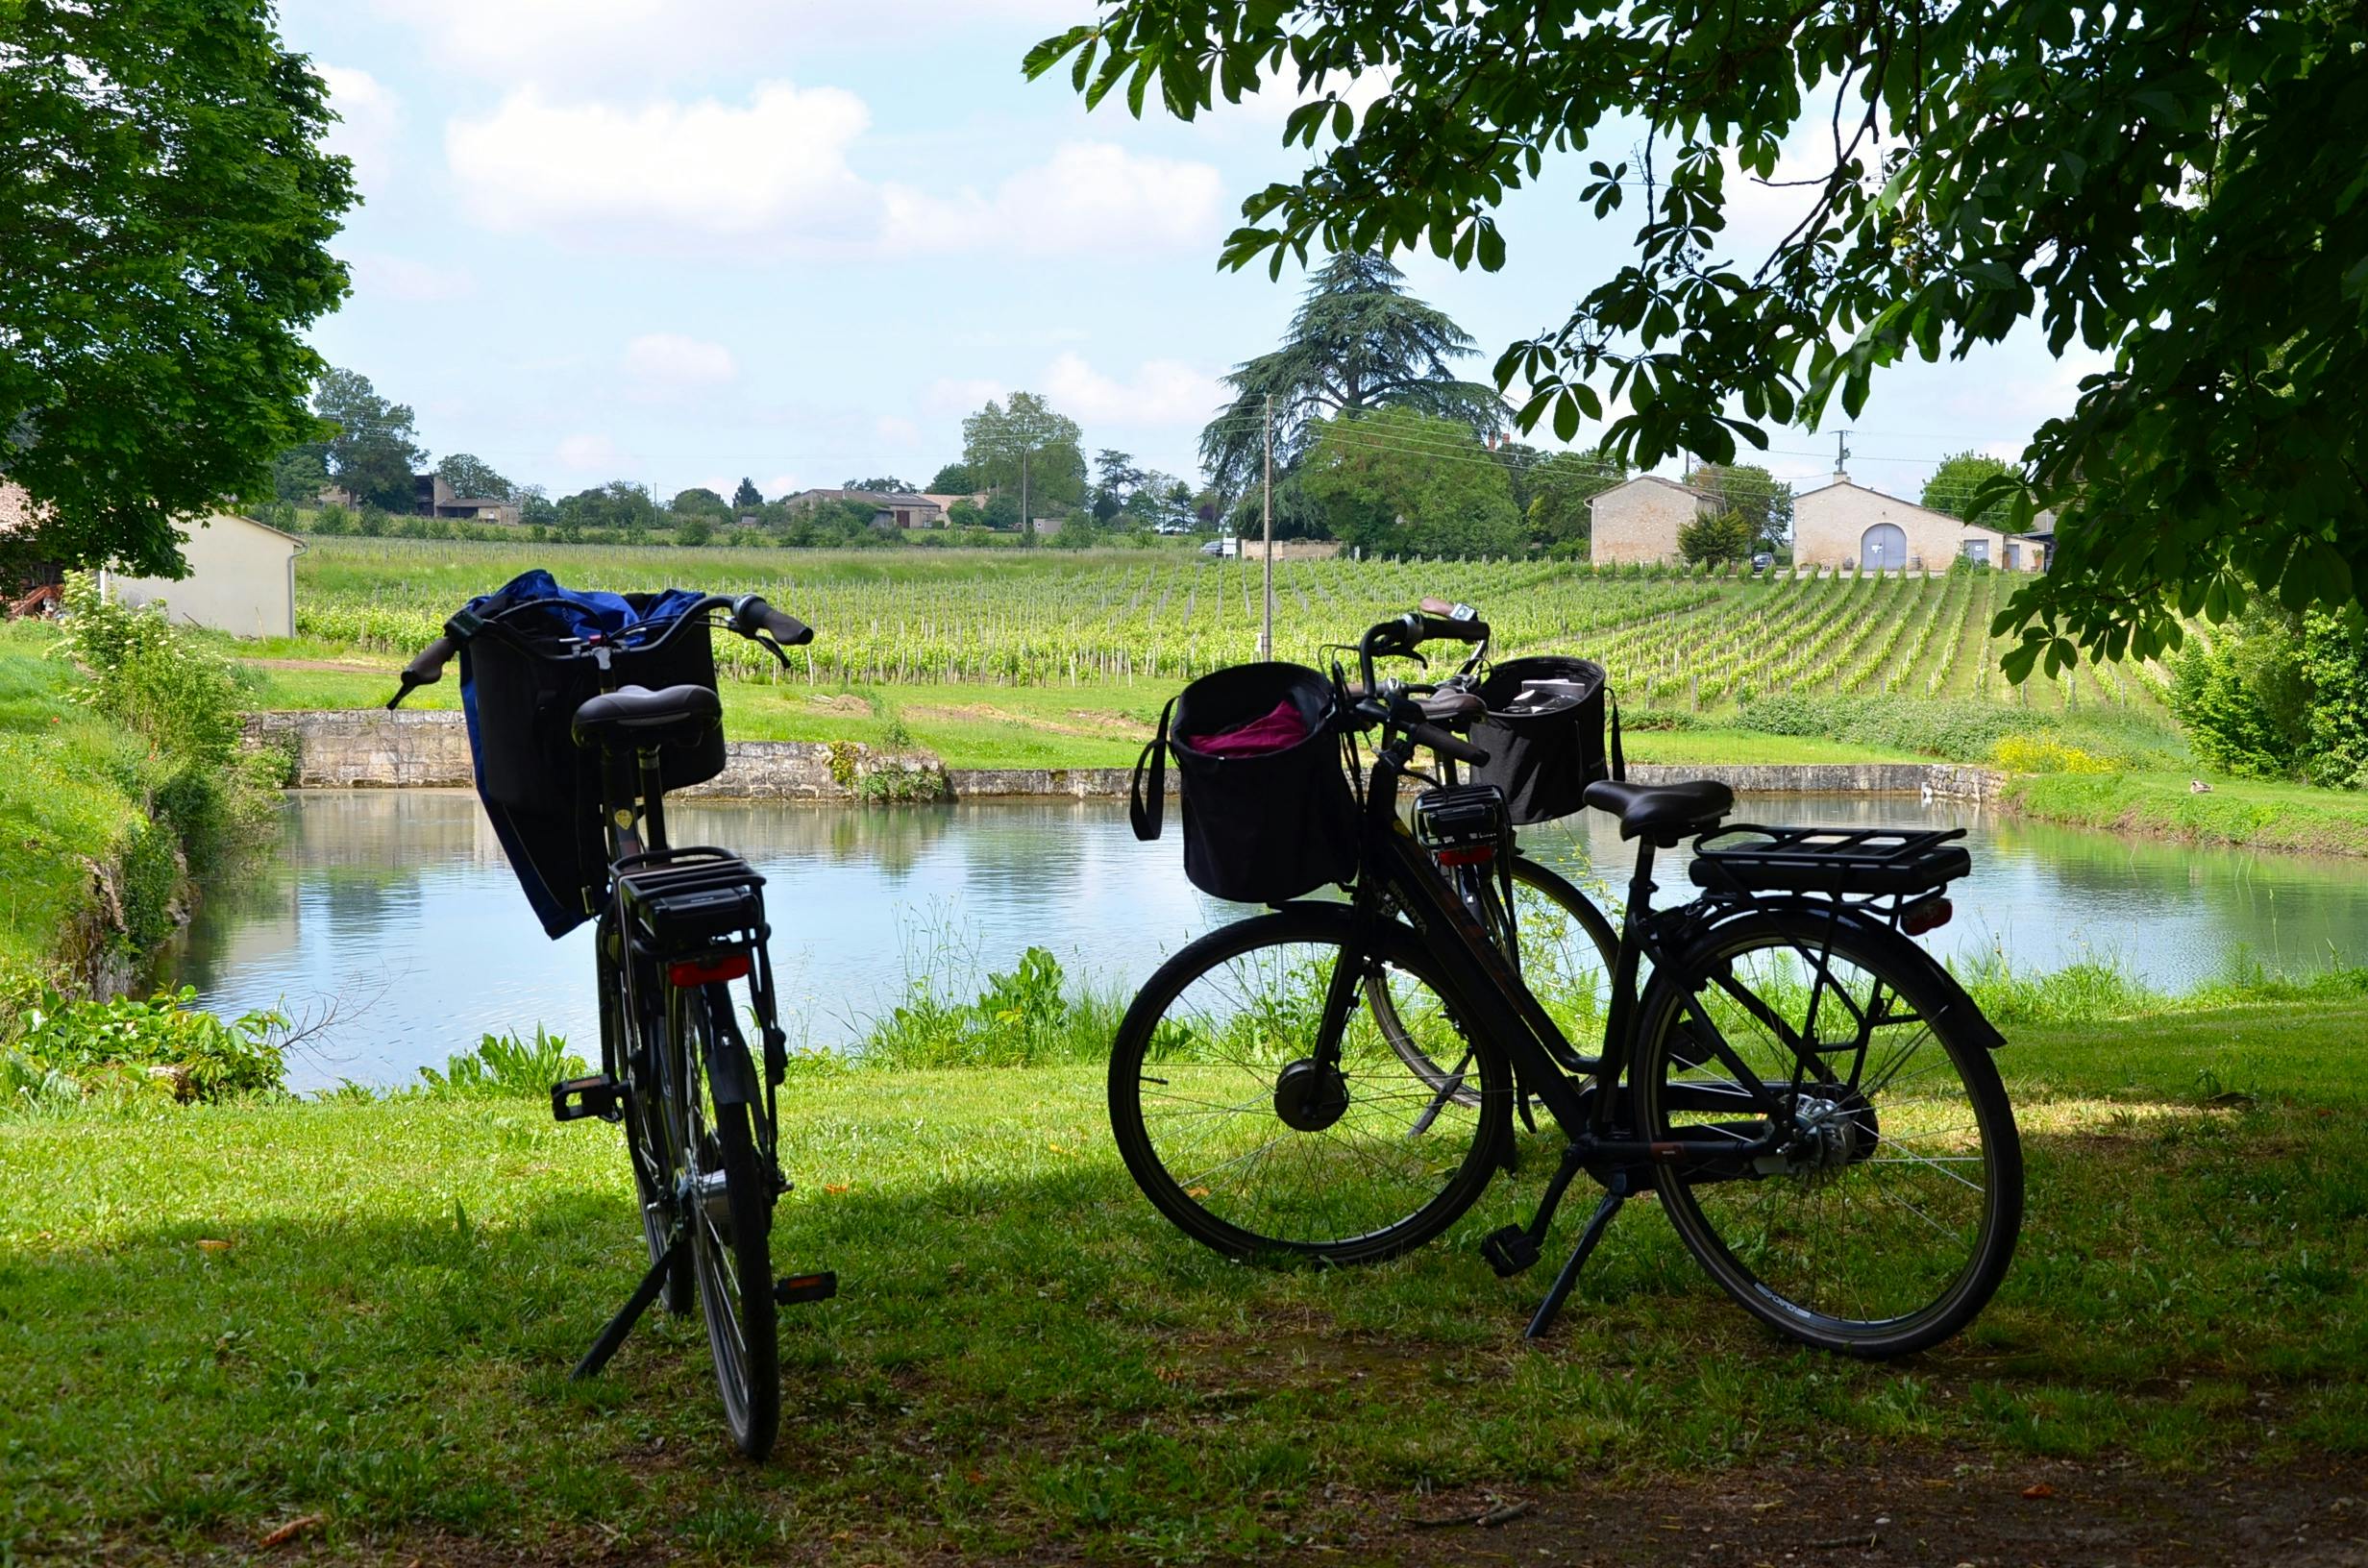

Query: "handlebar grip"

xmin=387 ymin=635 xmax=457 ymax=709
xmin=733 ymin=595 xmax=814 ymax=647
xmin=1409 ymin=720 xmax=1489 ymax=767
xmin=1416 ymin=613 xmax=1491 ymax=645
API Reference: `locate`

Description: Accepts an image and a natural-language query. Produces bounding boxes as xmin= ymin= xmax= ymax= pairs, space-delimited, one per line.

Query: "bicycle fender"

xmin=1682 ymin=901 xmax=2007 ymax=1052
xmin=703 ymin=996 xmax=761 ymax=1108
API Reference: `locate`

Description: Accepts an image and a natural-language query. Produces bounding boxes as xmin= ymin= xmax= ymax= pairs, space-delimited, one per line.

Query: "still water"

xmin=170 ymin=791 xmax=2368 ymax=1090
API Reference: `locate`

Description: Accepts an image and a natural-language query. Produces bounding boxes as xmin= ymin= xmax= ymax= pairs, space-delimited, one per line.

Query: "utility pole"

xmin=1835 ymin=429 xmax=1852 ymax=479
xmin=1259 ymin=392 xmax=1273 ymax=660
xmin=1021 ymin=445 xmax=1030 ymax=546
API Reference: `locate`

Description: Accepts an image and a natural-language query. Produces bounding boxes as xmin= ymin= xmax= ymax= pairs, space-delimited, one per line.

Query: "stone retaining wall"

xmin=245 ymin=710 xmax=2002 ymax=803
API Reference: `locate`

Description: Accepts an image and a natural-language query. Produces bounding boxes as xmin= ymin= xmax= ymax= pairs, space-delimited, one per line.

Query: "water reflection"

xmin=169 ymin=790 xmax=2368 ymax=1090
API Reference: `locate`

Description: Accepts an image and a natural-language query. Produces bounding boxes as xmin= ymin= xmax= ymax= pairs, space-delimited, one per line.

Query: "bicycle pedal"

xmin=1480 ymin=1226 xmax=1542 ymax=1278
xmin=551 ymin=1073 xmax=623 ymax=1124
xmin=774 ymin=1270 xmax=838 ymax=1306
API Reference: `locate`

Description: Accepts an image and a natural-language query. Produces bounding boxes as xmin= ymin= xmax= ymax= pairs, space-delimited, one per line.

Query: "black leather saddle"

xmin=1582 ymin=777 xmax=1734 ymax=843
xmin=571 ymin=683 xmax=723 ymax=751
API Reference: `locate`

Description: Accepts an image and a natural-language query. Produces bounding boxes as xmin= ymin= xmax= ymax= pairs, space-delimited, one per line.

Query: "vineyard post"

xmin=1259 ymin=391 xmax=1274 ymax=660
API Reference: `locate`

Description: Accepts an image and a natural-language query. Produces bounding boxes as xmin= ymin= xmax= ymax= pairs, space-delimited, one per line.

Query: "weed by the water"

xmin=413 ymin=1027 xmax=586 ymax=1099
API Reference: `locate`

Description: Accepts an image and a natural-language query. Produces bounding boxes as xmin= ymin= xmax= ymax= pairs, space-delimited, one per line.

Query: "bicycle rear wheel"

xmin=671 ymin=984 xmax=779 ymax=1458
xmin=1631 ymin=913 xmax=2022 ymax=1358
xmin=1109 ymin=904 xmax=1512 ymax=1264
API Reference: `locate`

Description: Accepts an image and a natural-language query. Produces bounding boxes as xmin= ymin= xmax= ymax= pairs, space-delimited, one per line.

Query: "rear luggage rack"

xmin=1689 ymin=825 xmax=1971 ymax=897
xmin=614 ymin=845 xmax=766 ymax=956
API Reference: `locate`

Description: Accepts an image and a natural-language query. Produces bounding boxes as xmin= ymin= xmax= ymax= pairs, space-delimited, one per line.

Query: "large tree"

xmin=1922 ymin=451 xmax=2019 ymax=531
xmin=1523 ymin=452 xmax=1627 ymax=550
xmin=314 ymin=368 xmax=424 ymax=510
xmin=1299 ymin=406 xmax=1523 ymax=558
xmin=0 ymin=0 xmax=357 ymax=574
xmin=1030 ymin=4 xmax=2368 ymax=678
xmin=1199 ymin=250 xmax=1505 ymax=527
xmin=961 ymin=392 xmax=1087 ymax=527
xmin=435 ymin=453 xmax=512 ymax=502
xmin=1690 ymin=463 xmax=1792 ymax=551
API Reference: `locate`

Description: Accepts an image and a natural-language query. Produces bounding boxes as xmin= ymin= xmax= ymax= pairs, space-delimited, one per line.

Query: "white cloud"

xmin=1043 ymin=353 xmax=1225 ymax=425
xmin=555 ymin=433 xmax=618 ymax=472
xmin=886 ymin=142 xmax=1224 ymax=257
xmin=349 ymin=253 xmax=475 ymax=304
xmin=446 ymin=84 xmax=877 ymax=242
xmin=315 ymin=64 xmax=401 ymax=196
xmin=622 ymin=333 xmax=738 ymax=391
xmin=923 ymin=377 xmax=1014 ymax=416
xmin=762 ymin=474 xmax=801 ymax=500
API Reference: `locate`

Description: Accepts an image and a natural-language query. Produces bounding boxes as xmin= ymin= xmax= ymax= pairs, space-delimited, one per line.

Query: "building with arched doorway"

xmin=1792 ymin=472 xmax=2045 ymax=573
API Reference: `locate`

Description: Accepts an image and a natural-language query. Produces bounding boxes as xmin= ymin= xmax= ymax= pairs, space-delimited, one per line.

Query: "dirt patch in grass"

xmin=240 ymin=656 xmax=393 ymax=673
xmin=805 ymin=693 xmax=875 ymax=715
xmin=907 ymin=701 xmax=1151 ymax=740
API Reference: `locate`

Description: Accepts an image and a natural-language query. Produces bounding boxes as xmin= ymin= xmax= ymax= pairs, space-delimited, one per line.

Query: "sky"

xmin=280 ymin=0 xmax=2109 ymax=507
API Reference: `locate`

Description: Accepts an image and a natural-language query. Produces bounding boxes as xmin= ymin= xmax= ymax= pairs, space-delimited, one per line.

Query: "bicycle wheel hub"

xmin=686 ymin=1168 xmax=734 ymax=1237
xmin=1788 ymin=1092 xmax=1878 ymax=1175
xmin=1272 ymin=1058 xmax=1349 ymax=1133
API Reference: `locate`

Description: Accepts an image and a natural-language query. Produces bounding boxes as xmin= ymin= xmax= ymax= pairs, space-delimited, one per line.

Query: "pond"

xmin=169 ymin=791 xmax=2368 ymax=1090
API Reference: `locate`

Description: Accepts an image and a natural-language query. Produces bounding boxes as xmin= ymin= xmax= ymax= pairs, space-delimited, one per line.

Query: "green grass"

xmin=5 ymin=999 xmax=2361 ymax=1562
xmin=0 ymin=623 xmax=154 ymax=991
xmin=2006 ymin=769 xmax=2368 ymax=857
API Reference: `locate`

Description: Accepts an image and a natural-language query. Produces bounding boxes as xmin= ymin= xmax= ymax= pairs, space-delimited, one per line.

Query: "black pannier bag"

xmin=459 ymin=588 xmax=728 ymax=937
xmin=1129 ymin=662 xmax=1358 ymax=904
xmin=1466 ymin=655 xmax=1619 ymax=824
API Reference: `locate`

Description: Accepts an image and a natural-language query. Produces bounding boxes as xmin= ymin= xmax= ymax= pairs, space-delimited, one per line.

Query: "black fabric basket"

xmin=1130 ymin=662 xmax=1358 ymax=904
xmin=1467 ymin=655 xmax=1617 ymax=824
xmin=462 ymin=599 xmax=727 ymax=935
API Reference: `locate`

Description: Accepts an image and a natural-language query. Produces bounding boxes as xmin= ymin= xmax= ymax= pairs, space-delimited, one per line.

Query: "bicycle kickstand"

xmin=573 ymin=1233 xmax=682 ymax=1381
xmin=1523 ymin=1187 xmax=1626 ymax=1340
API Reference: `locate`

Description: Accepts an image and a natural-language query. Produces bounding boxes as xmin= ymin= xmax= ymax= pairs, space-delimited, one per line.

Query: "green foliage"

xmin=1300 ymin=406 xmax=1522 ymax=558
xmin=13 ymin=986 xmax=285 ymax=1102
xmin=926 ymin=461 xmax=975 ymax=494
xmin=1688 ymin=465 xmax=1791 ymax=548
xmin=1200 ymin=252 xmax=1507 ymax=533
xmin=1923 ymin=452 xmax=2018 ymax=530
xmin=414 ymin=1027 xmax=585 ymax=1099
xmin=2169 ymin=607 xmax=2368 ymax=785
xmin=556 ymin=480 xmax=659 ymax=537
xmin=671 ymin=486 xmax=728 ymax=518
xmin=962 ymin=392 xmax=1087 ymax=511
xmin=0 ymin=0 xmax=357 ymax=575
xmin=1028 ymin=3 xmax=2368 ymax=677
xmin=271 ymin=448 xmax=331 ymax=504
xmin=1676 ymin=508 xmax=1752 ymax=567
xmin=434 ymin=453 xmax=511 ymax=502
xmin=1738 ymin=692 xmax=2049 ymax=761
xmin=1523 ymin=452 xmax=1625 ymax=548
xmin=58 ymin=574 xmax=244 ymax=767
xmin=314 ymin=368 xmax=425 ymax=511
xmin=673 ymin=515 xmax=714 ymax=548
xmin=863 ymin=945 xmax=1119 ymax=1068
xmin=732 ymin=477 xmax=764 ymax=509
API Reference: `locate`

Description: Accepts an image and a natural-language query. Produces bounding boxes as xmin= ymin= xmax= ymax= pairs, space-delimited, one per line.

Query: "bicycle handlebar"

xmin=387 ymin=591 xmax=815 ymax=708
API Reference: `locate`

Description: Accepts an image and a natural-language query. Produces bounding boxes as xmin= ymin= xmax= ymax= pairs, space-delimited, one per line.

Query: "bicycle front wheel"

xmin=1367 ymin=854 xmax=1616 ymax=1098
xmin=671 ymin=985 xmax=779 ymax=1458
xmin=1109 ymin=905 xmax=1512 ymax=1264
xmin=1631 ymin=913 xmax=2022 ymax=1358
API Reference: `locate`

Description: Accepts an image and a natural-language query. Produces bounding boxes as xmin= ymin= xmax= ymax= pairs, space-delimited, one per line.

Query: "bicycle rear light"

xmin=1415 ymin=783 xmax=1510 ymax=867
xmin=669 ymin=952 xmax=752 ymax=987
xmin=1899 ymin=894 xmax=1953 ymax=936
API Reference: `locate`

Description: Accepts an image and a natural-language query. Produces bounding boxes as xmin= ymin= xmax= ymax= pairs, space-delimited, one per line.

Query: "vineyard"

xmin=291 ymin=538 xmax=2164 ymax=717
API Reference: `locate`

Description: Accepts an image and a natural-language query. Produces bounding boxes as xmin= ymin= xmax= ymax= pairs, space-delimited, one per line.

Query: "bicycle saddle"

xmin=1583 ymin=777 xmax=1734 ymax=844
xmin=571 ymin=683 xmax=723 ymax=751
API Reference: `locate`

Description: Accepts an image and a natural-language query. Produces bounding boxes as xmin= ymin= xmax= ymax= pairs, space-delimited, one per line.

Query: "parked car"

xmin=1750 ymin=551 xmax=1775 ymax=574
xmin=1199 ymin=537 xmax=1241 ymax=558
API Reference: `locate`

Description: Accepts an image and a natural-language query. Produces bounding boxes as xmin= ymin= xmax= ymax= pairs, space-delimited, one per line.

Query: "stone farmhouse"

xmin=1792 ymin=471 xmax=2045 ymax=573
xmin=1587 ymin=476 xmax=1720 ymax=565
xmin=783 ymin=487 xmax=947 ymax=529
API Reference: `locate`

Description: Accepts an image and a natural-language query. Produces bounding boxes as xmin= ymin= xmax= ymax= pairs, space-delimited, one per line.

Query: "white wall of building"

xmin=111 ymin=512 xmax=303 ymax=637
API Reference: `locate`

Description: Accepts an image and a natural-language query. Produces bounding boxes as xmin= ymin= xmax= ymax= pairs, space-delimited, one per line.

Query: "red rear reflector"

xmin=1435 ymin=845 xmax=1496 ymax=867
xmin=1901 ymin=896 xmax=1953 ymax=937
xmin=669 ymin=954 xmax=752 ymax=987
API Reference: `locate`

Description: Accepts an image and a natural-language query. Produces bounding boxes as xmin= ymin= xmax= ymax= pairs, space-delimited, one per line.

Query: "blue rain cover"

xmin=457 ymin=570 xmax=712 ymax=938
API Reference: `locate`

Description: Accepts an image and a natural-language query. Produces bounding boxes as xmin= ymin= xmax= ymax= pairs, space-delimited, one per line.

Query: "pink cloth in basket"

xmin=1184 ymin=699 xmax=1309 ymax=757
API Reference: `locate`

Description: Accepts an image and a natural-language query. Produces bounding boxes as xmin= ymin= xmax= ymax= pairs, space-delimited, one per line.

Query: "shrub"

xmin=1737 ymin=691 xmax=2050 ymax=760
xmin=416 ymin=1026 xmax=585 ymax=1098
xmin=675 ymin=515 xmax=714 ymax=548
xmin=14 ymin=987 xmax=287 ymax=1102
xmin=1991 ymin=734 xmax=2120 ymax=774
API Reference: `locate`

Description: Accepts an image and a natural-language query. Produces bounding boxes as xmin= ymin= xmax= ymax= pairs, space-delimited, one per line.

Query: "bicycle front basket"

xmin=1129 ymin=661 xmax=1357 ymax=905
xmin=1467 ymin=655 xmax=1613 ymax=824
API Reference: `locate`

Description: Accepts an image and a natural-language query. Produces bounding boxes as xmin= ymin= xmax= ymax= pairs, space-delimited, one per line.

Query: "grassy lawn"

xmin=5 ymin=1000 xmax=2361 ymax=1563
xmin=0 ymin=622 xmax=152 ymax=990
xmin=2008 ymin=769 xmax=2368 ymax=857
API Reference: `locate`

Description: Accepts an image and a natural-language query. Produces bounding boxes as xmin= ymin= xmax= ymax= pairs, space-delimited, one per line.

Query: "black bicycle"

xmin=392 ymin=586 xmax=836 ymax=1458
xmin=1112 ymin=606 xmax=2022 ymax=1356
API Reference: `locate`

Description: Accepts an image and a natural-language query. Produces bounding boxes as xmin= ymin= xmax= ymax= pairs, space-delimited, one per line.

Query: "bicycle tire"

xmin=1631 ymin=911 xmax=2022 ymax=1358
xmin=605 ymin=948 xmax=689 ymax=1314
xmin=1110 ymin=903 xmax=1512 ymax=1264
xmin=673 ymin=985 xmax=779 ymax=1459
xmin=1367 ymin=854 xmax=1617 ymax=1098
